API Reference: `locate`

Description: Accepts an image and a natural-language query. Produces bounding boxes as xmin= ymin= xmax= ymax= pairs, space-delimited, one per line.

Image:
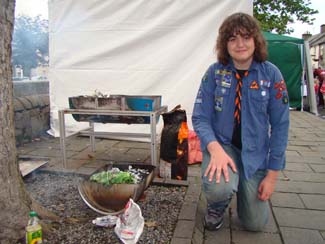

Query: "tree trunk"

xmin=0 ymin=0 xmax=32 ymax=242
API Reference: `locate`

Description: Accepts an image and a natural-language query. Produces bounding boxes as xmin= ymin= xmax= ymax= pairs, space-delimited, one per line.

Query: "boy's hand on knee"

xmin=205 ymin=141 xmax=237 ymax=183
xmin=258 ymin=170 xmax=279 ymax=201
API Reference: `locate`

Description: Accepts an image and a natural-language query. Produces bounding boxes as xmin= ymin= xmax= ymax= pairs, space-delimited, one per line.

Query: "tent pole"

xmin=301 ymin=44 xmax=304 ymax=112
xmin=304 ymin=40 xmax=318 ymax=116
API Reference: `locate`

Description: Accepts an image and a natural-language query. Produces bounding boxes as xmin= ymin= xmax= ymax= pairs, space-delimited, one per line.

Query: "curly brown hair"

xmin=216 ymin=12 xmax=267 ymax=65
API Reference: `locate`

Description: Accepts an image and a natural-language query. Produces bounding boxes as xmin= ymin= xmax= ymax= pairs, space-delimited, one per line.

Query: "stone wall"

xmin=14 ymin=81 xmax=50 ymax=145
xmin=13 ymin=80 xmax=49 ymax=97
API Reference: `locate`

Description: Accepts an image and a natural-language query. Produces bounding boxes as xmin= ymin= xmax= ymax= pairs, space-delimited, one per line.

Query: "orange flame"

xmin=178 ymin=122 xmax=188 ymax=144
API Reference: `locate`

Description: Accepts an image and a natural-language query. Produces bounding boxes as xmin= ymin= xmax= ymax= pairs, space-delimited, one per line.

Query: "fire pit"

xmin=78 ymin=163 xmax=155 ymax=215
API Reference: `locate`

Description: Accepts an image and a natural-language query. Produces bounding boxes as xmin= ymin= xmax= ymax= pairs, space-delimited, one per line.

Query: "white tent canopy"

xmin=48 ymin=0 xmax=252 ymax=136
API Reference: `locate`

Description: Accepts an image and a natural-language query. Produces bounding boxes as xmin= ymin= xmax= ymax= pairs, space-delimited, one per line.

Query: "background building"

xmin=308 ymin=24 xmax=325 ymax=69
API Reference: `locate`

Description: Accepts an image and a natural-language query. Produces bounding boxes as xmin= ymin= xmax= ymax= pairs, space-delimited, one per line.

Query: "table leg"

xmin=90 ymin=121 xmax=95 ymax=151
xmin=58 ymin=110 xmax=67 ymax=168
xmin=150 ymin=112 xmax=158 ymax=174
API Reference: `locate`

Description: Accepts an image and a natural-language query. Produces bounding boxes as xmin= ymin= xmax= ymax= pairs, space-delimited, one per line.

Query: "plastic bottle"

xmin=25 ymin=211 xmax=43 ymax=244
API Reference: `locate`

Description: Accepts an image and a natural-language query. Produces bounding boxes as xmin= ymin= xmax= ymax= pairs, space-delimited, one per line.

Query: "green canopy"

xmin=263 ymin=31 xmax=304 ymax=44
xmin=263 ymin=32 xmax=304 ymax=108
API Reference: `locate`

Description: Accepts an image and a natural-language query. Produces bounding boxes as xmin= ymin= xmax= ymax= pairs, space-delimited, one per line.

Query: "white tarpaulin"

xmin=48 ymin=0 xmax=252 ymax=136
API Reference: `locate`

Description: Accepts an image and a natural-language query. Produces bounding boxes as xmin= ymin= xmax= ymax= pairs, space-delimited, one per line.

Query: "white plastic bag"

xmin=114 ymin=198 xmax=144 ymax=244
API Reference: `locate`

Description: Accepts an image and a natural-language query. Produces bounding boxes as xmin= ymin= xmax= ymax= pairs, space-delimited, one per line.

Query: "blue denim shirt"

xmin=192 ymin=60 xmax=289 ymax=179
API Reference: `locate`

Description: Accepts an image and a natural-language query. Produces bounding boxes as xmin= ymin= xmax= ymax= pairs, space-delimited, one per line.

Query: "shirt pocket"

xmin=249 ymin=88 xmax=269 ymax=113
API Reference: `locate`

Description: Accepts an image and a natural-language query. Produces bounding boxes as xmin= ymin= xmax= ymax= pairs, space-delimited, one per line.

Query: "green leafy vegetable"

xmin=90 ymin=171 xmax=135 ymax=186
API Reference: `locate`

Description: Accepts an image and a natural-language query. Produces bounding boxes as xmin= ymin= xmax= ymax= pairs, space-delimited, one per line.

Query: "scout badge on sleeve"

xmin=274 ymin=80 xmax=289 ymax=104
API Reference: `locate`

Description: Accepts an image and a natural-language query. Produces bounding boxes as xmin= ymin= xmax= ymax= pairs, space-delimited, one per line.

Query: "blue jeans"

xmin=201 ymin=144 xmax=269 ymax=231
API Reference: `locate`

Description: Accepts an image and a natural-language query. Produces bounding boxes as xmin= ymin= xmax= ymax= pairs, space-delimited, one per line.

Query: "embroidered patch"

xmin=216 ymin=69 xmax=232 ymax=87
xmin=282 ymin=95 xmax=289 ymax=104
xmin=250 ymin=80 xmax=259 ymax=89
xmin=221 ymin=73 xmax=232 ymax=88
xmin=260 ymin=80 xmax=271 ymax=87
xmin=215 ymin=97 xmax=223 ymax=111
xmin=215 ymin=69 xmax=222 ymax=75
xmin=202 ymin=71 xmax=208 ymax=83
xmin=215 ymin=69 xmax=231 ymax=75
xmin=274 ymin=80 xmax=287 ymax=100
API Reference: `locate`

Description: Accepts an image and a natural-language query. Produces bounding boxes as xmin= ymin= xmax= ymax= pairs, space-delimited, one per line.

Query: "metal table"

xmin=58 ymin=106 xmax=168 ymax=168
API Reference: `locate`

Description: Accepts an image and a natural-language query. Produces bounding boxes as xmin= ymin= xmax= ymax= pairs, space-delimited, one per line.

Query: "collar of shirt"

xmin=226 ymin=59 xmax=259 ymax=73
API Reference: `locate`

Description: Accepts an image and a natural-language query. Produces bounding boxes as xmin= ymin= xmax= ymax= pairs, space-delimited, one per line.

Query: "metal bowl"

xmin=78 ymin=163 xmax=155 ymax=215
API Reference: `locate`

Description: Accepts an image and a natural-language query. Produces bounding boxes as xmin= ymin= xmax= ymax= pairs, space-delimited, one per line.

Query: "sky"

xmin=15 ymin=0 xmax=48 ymax=19
xmin=288 ymin=0 xmax=324 ymax=38
xmin=15 ymin=0 xmax=324 ymax=38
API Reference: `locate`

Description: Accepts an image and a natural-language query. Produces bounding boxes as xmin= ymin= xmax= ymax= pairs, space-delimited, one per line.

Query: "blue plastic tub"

xmin=126 ymin=96 xmax=162 ymax=123
xmin=126 ymin=96 xmax=161 ymax=111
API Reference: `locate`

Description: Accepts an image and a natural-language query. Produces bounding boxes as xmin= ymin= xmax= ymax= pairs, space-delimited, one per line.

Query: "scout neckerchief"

xmin=231 ymin=70 xmax=248 ymax=150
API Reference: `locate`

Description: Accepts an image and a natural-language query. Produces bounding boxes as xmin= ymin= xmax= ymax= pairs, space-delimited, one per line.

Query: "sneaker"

xmin=203 ymin=208 xmax=224 ymax=231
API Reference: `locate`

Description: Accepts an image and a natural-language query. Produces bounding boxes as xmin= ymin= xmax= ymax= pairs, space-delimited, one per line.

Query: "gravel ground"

xmin=22 ymin=171 xmax=186 ymax=244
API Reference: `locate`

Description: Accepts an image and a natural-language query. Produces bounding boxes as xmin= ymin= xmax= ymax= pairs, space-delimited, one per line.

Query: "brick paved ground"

xmin=17 ymin=110 xmax=325 ymax=244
